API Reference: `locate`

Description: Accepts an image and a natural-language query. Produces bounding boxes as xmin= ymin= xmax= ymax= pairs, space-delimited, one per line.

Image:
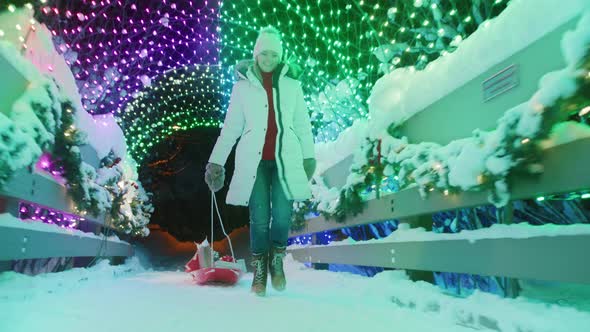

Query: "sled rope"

xmin=211 ymin=190 xmax=237 ymax=266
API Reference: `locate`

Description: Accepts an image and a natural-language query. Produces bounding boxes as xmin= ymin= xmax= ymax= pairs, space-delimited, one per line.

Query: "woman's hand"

xmin=205 ymin=163 xmax=225 ymax=192
xmin=303 ymin=158 xmax=316 ymax=181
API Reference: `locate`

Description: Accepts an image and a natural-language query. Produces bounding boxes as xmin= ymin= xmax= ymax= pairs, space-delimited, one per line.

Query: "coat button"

xmin=258 ymin=152 xmax=261 ymax=155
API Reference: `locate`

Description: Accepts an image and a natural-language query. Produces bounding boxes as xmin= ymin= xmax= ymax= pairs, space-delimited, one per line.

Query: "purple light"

xmin=18 ymin=202 xmax=84 ymax=230
xmin=39 ymin=0 xmax=220 ymax=116
xmin=35 ymin=153 xmax=66 ymax=184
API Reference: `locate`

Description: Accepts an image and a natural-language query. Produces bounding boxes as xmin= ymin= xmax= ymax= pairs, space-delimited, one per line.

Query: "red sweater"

xmin=261 ymin=71 xmax=277 ymax=160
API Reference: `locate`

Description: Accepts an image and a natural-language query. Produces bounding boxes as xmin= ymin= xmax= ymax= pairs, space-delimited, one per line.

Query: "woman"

xmin=205 ymin=27 xmax=316 ymax=296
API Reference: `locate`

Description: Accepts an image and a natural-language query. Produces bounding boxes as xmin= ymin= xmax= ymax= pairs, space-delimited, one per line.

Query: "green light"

xmin=581 ymin=193 xmax=590 ymax=199
xmin=120 ymin=64 xmax=224 ymax=162
xmin=219 ymin=0 xmax=508 ymax=142
xmin=536 ymin=196 xmax=545 ymax=202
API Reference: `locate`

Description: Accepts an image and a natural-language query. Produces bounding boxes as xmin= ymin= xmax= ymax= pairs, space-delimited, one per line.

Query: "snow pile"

xmin=314 ymin=119 xmax=368 ymax=175
xmin=376 ymin=100 xmax=545 ymax=205
xmin=308 ymin=178 xmax=341 ymax=215
xmin=10 ymin=78 xmax=61 ymax=149
xmin=85 ymin=113 xmax=128 ymax=160
xmin=0 ymin=113 xmax=42 ymax=184
xmin=0 ymin=39 xmax=55 ymax=184
xmin=368 ymin=0 xmax=590 ymax=139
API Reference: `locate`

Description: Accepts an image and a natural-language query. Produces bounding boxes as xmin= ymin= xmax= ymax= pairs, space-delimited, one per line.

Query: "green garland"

xmin=1 ymin=72 xmax=152 ymax=235
xmin=292 ymin=47 xmax=590 ymax=231
xmin=18 ymin=78 xmax=103 ymax=217
xmin=0 ymin=116 xmax=36 ymax=186
xmin=290 ymin=138 xmax=383 ymax=231
xmin=51 ymin=99 xmax=107 ymax=217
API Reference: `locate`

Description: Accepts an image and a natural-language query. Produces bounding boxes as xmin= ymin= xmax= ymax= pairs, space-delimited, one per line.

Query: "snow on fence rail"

xmin=288 ymin=7 xmax=590 ymax=291
xmin=0 ymin=167 xmax=133 ymax=266
xmin=0 ymin=42 xmax=132 ymax=270
xmin=289 ymin=138 xmax=590 ymax=285
xmin=0 ymin=213 xmax=131 ymax=261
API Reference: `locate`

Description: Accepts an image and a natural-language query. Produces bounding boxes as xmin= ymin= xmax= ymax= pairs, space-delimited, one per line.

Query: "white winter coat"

xmin=208 ymin=61 xmax=315 ymax=206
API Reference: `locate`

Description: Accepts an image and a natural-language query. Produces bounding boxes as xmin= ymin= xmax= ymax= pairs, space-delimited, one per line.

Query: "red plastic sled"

xmin=185 ymin=241 xmax=245 ymax=286
xmin=190 ymin=266 xmax=240 ymax=285
xmin=187 ymin=192 xmax=246 ymax=286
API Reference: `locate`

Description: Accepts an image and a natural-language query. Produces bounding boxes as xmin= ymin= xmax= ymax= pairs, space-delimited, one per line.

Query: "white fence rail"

xmin=288 ymin=14 xmax=590 ymax=292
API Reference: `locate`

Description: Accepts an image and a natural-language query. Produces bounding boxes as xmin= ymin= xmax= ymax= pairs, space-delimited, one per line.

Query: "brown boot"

xmin=250 ymin=253 xmax=268 ymax=296
xmin=269 ymin=246 xmax=287 ymax=291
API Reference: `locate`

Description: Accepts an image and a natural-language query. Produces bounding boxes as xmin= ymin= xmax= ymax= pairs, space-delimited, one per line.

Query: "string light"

xmin=4 ymin=0 xmax=509 ymax=160
xmin=38 ymin=0 xmax=221 ymax=117
xmin=120 ymin=64 xmax=223 ymax=161
xmin=220 ymin=1 xmax=507 ymax=143
xmin=19 ymin=201 xmax=81 ymax=229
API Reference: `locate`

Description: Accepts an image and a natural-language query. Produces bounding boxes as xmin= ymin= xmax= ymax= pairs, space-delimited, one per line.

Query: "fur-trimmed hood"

xmin=233 ymin=59 xmax=303 ymax=82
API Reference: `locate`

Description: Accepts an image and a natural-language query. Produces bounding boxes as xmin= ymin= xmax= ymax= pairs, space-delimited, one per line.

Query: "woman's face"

xmin=256 ymin=50 xmax=280 ymax=73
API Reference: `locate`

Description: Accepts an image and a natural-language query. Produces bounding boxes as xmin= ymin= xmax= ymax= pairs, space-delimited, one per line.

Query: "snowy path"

xmin=1 ymin=256 xmax=589 ymax=332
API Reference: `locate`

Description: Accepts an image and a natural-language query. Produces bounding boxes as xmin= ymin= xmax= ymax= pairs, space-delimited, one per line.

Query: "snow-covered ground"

xmin=1 ymin=256 xmax=589 ymax=332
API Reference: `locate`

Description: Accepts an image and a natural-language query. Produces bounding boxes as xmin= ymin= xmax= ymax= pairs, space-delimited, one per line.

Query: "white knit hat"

xmin=253 ymin=27 xmax=283 ymax=59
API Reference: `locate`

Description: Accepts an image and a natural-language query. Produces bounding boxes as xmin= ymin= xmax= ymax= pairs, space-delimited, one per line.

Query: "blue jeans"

xmin=249 ymin=160 xmax=293 ymax=254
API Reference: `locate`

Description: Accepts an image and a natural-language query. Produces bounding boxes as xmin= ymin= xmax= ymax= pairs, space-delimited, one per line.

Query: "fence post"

xmin=403 ymin=214 xmax=435 ymax=283
xmin=311 ymin=233 xmax=329 ymax=270
xmin=498 ymin=201 xmax=521 ymax=298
